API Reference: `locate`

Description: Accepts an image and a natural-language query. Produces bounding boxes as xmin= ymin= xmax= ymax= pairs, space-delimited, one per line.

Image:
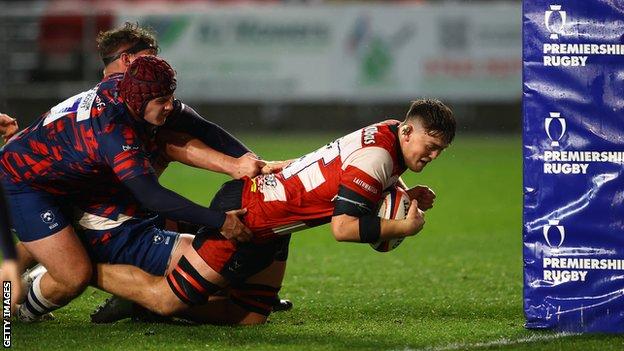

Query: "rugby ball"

xmin=369 ymin=186 xmax=411 ymax=252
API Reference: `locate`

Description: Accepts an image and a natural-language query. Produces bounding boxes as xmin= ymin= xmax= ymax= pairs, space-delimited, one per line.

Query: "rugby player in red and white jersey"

xmin=94 ymin=99 xmax=456 ymax=325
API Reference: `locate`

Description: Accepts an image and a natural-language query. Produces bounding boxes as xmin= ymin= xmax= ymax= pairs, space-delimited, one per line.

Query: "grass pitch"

xmin=11 ymin=133 xmax=624 ymax=350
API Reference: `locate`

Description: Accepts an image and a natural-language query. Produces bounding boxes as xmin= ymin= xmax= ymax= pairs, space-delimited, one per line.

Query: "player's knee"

xmin=153 ymin=293 xmax=187 ymax=316
xmin=164 ymin=255 xmax=221 ymax=313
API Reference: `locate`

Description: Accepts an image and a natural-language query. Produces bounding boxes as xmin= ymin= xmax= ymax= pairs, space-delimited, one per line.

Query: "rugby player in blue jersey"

xmin=0 ymin=56 xmax=256 ymax=321
xmin=1 ymin=23 xmax=292 ymax=320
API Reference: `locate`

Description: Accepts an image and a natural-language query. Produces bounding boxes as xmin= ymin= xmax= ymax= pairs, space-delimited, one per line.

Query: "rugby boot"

xmin=272 ymin=297 xmax=293 ymax=312
xmin=16 ymin=304 xmax=54 ymax=322
xmin=91 ymin=295 xmax=170 ymax=323
xmin=90 ymin=296 xmax=133 ymax=323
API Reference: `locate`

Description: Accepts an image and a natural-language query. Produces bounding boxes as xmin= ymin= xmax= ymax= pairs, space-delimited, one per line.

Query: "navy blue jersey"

xmin=0 ymin=74 xmax=155 ymax=222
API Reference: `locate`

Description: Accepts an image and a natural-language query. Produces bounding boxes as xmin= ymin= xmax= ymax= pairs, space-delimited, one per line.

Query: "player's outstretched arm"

xmin=157 ymin=129 xmax=265 ymax=179
xmin=165 ymin=102 xmax=252 ymax=157
xmin=331 ymin=200 xmax=424 ymax=242
xmin=123 ymin=174 xmax=253 ymax=242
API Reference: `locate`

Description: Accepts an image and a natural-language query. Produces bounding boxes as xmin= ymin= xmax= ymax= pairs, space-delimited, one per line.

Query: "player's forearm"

xmin=166 ymin=103 xmax=251 ymax=157
xmin=380 ymin=218 xmax=418 ymax=239
xmin=331 ymin=214 xmax=413 ymax=242
xmin=166 ymin=136 xmax=239 ymax=177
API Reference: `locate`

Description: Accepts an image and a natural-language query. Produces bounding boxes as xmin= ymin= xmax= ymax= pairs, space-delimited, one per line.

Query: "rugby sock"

xmin=21 ymin=274 xmax=60 ymax=318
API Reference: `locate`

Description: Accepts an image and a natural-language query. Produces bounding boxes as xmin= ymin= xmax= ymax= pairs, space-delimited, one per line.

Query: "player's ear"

xmin=400 ymin=124 xmax=412 ymax=140
xmin=121 ymin=53 xmax=133 ymax=67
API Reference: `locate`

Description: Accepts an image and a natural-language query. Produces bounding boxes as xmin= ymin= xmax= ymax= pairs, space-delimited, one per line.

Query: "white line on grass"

xmin=401 ymin=333 xmax=579 ymax=351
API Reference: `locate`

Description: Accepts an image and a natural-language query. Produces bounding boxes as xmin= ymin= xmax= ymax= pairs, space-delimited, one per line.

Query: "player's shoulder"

xmin=359 ymin=119 xmax=401 ymax=151
xmin=342 ymin=121 xmax=400 ymax=165
xmin=96 ymin=73 xmax=124 ymax=104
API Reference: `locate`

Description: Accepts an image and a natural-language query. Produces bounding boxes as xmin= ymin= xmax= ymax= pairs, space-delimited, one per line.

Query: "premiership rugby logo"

xmin=544 ymin=5 xmax=566 ymax=40
xmin=542 ymin=5 xmax=624 ymax=67
xmin=542 ymin=219 xmax=565 ymax=248
xmin=544 ymin=112 xmax=566 ymax=147
xmin=542 ymin=111 xmax=624 ymax=174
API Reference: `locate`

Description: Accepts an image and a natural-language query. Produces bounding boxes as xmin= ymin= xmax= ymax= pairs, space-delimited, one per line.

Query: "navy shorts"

xmin=0 ymin=178 xmax=70 ymax=242
xmin=80 ymin=216 xmax=180 ymax=276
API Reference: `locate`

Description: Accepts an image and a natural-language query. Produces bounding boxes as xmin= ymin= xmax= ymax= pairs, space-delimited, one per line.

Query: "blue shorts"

xmin=0 ymin=178 xmax=70 ymax=242
xmin=81 ymin=216 xmax=179 ymax=276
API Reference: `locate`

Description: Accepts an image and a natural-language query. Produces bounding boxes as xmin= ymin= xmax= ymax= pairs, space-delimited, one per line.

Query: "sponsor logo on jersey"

xmin=353 ymin=177 xmax=377 ymax=194
xmin=363 ymin=126 xmax=378 ymax=145
xmin=257 ymin=174 xmax=278 ymax=191
xmin=122 ymin=145 xmax=140 ymax=151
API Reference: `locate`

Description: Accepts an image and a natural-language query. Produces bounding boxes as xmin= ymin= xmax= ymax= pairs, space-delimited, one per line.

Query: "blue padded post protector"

xmin=523 ymin=0 xmax=624 ymax=332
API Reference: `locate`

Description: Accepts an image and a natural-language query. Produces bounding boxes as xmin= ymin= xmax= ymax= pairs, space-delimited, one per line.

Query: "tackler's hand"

xmin=261 ymin=159 xmax=294 ymax=175
xmin=406 ymin=185 xmax=436 ymax=211
xmin=220 ymin=208 xmax=253 ymax=242
xmin=0 ymin=113 xmax=19 ymax=143
xmin=402 ymin=199 xmax=425 ymax=237
xmin=234 ymin=153 xmax=266 ymax=179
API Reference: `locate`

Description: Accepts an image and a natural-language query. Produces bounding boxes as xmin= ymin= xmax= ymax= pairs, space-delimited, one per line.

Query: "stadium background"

xmin=0 ymin=0 xmax=621 ymax=350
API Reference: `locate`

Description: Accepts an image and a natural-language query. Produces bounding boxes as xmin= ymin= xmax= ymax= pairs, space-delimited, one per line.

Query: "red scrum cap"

xmin=119 ymin=55 xmax=177 ymax=117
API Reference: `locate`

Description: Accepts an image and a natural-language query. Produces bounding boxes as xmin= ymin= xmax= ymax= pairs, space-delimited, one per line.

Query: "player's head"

xmin=398 ymin=99 xmax=455 ymax=172
xmin=96 ymin=22 xmax=159 ymax=72
xmin=119 ymin=56 xmax=177 ymax=126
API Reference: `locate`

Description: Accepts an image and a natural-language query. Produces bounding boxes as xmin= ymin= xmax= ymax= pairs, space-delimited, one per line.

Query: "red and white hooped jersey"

xmin=241 ymin=119 xmax=407 ymax=241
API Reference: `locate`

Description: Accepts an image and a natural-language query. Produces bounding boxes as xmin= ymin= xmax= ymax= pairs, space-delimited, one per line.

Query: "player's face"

xmin=399 ymin=121 xmax=448 ymax=173
xmin=143 ymin=95 xmax=174 ymax=126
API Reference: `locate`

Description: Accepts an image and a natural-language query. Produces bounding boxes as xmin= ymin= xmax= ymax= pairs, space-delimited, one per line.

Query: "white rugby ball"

xmin=369 ymin=186 xmax=411 ymax=252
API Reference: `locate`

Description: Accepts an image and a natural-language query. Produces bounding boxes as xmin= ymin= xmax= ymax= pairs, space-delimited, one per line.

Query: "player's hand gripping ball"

xmin=370 ymin=186 xmax=412 ymax=252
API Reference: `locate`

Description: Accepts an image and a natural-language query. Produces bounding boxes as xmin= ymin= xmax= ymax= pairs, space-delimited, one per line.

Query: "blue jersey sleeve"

xmin=98 ymin=121 xmax=154 ymax=182
xmin=124 ymin=174 xmax=227 ymax=229
xmin=164 ymin=101 xmax=251 ymax=158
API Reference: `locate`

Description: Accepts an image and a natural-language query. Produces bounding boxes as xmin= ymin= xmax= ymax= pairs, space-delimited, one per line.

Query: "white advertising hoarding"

xmin=120 ymin=3 xmax=520 ymax=102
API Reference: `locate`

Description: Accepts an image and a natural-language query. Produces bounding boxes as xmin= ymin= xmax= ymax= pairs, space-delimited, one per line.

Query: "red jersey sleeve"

xmin=339 ymin=146 xmax=395 ymax=205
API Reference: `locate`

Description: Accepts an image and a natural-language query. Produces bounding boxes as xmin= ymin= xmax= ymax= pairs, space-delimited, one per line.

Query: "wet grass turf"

xmin=11 ymin=133 xmax=624 ymax=350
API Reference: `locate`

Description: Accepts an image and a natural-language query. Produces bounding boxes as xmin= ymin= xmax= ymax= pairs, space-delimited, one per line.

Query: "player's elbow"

xmin=331 ymin=216 xmax=357 ymax=242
